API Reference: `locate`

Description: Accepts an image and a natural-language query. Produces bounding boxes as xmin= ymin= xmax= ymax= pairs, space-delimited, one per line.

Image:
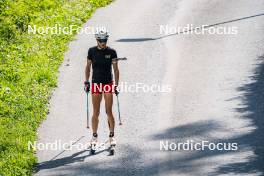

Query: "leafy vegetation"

xmin=0 ymin=0 xmax=112 ymax=175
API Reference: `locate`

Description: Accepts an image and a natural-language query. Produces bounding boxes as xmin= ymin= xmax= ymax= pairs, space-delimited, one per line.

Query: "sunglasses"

xmin=97 ymin=39 xmax=108 ymax=43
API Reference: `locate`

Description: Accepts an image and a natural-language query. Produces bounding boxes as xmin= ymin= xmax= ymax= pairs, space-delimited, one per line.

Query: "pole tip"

xmin=119 ymin=122 xmax=122 ymax=125
xmin=87 ymin=126 xmax=90 ymax=129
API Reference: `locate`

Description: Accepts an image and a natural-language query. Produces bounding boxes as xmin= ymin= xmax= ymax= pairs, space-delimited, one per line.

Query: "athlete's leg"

xmin=104 ymin=93 xmax=115 ymax=133
xmin=92 ymin=93 xmax=103 ymax=134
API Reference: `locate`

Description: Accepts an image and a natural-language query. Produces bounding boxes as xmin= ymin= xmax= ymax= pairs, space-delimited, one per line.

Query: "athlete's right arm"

xmin=85 ymin=59 xmax=92 ymax=81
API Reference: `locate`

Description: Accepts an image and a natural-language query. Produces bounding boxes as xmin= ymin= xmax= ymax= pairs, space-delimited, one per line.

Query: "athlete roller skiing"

xmin=84 ymin=29 xmax=120 ymax=155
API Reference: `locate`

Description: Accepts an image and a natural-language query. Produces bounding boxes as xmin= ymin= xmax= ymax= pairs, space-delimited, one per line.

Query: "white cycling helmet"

xmin=95 ymin=29 xmax=109 ymax=40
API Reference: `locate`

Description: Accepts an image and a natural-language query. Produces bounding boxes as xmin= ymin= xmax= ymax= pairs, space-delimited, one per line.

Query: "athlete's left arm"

xmin=112 ymin=60 xmax=119 ymax=86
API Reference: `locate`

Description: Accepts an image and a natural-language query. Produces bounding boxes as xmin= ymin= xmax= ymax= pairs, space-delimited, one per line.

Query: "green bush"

xmin=0 ymin=0 xmax=112 ymax=175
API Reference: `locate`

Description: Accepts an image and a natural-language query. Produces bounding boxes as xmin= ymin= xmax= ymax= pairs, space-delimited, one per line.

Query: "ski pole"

xmin=86 ymin=91 xmax=90 ymax=128
xmin=116 ymin=94 xmax=122 ymax=125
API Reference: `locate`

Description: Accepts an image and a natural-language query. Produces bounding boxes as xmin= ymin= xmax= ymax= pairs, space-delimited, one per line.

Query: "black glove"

xmin=114 ymin=85 xmax=119 ymax=95
xmin=84 ymin=81 xmax=90 ymax=93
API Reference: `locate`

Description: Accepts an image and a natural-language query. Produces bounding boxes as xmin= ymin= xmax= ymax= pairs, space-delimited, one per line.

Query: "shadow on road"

xmin=212 ymin=55 xmax=264 ymax=175
xmin=150 ymin=120 xmax=221 ymax=140
xmin=35 ymin=121 xmax=235 ymax=175
xmin=116 ymin=12 xmax=264 ymax=43
xmin=36 ymin=145 xmax=145 ymax=175
xmin=35 ymin=147 xmax=109 ymax=173
xmin=35 ymin=56 xmax=264 ymax=175
xmin=35 ymin=149 xmax=89 ymax=172
xmin=148 ymin=80 xmax=264 ymax=176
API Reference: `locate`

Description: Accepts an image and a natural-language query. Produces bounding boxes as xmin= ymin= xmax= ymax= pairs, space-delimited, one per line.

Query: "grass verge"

xmin=0 ymin=0 xmax=112 ymax=175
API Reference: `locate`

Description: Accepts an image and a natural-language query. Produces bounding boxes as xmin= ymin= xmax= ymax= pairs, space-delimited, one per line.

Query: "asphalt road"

xmin=35 ymin=0 xmax=264 ymax=175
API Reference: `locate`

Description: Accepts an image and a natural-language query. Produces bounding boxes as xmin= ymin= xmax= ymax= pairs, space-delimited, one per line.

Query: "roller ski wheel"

xmin=90 ymin=136 xmax=98 ymax=155
xmin=109 ymin=137 xmax=116 ymax=156
xmin=109 ymin=145 xmax=115 ymax=155
xmin=90 ymin=146 xmax=96 ymax=155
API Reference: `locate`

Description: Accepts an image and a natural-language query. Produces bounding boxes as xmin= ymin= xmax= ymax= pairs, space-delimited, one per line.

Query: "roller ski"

xmin=90 ymin=133 xmax=98 ymax=155
xmin=109 ymin=133 xmax=116 ymax=155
